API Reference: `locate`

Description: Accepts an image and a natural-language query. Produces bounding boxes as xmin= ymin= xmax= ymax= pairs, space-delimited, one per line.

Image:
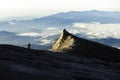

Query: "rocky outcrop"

xmin=52 ymin=29 xmax=75 ymax=52
xmin=52 ymin=29 xmax=120 ymax=62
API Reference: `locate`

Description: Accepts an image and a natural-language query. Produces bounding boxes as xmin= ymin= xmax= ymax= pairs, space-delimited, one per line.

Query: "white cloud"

xmin=39 ymin=39 xmax=51 ymax=45
xmin=73 ymin=23 xmax=87 ymax=28
xmin=39 ymin=30 xmax=61 ymax=38
xmin=46 ymin=27 xmax=58 ymax=30
xmin=71 ymin=23 xmax=120 ymax=39
xmin=17 ymin=32 xmax=40 ymax=37
xmin=8 ymin=22 xmax=15 ymax=25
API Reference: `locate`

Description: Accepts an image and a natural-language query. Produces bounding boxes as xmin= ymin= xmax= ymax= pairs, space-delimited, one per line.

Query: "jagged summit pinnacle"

xmin=63 ymin=29 xmax=67 ymax=33
xmin=62 ymin=29 xmax=70 ymax=36
xmin=60 ymin=29 xmax=72 ymax=39
xmin=51 ymin=29 xmax=120 ymax=62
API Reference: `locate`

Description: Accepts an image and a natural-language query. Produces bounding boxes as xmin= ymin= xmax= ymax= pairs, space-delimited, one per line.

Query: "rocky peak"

xmin=52 ymin=29 xmax=75 ymax=52
xmin=60 ymin=29 xmax=72 ymax=40
xmin=51 ymin=29 xmax=120 ymax=62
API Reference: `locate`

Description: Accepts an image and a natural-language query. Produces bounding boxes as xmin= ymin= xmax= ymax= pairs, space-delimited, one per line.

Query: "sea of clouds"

xmin=17 ymin=22 xmax=120 ymax=45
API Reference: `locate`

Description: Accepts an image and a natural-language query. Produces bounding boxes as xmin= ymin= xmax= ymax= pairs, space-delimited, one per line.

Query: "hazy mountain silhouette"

xmin=0 ymin=10 xmax=120 ymax=33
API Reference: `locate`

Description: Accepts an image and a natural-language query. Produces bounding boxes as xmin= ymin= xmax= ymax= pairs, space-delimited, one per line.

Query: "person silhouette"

xmin=27 ymin=42 xmax=31 ymax=49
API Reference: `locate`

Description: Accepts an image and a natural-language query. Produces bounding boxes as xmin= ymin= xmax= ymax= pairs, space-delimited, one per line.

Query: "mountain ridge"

xmin=52 ymin=29 xmax=120 ymax=62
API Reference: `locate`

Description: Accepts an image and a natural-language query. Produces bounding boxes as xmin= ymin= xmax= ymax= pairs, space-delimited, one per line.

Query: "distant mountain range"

xmin=0 ymin=10 xmax=120 ymax=49
xmin=0 ymin=10 xmax=120 ymax=32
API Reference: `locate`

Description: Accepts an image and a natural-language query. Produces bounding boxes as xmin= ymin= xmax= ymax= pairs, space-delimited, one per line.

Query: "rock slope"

xmin=0 ymin=45 xmax=120 ymax=80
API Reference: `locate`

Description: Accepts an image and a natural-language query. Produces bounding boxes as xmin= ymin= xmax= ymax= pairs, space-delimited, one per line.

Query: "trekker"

xmin=27 ymin=42 xmax=31 ymax=49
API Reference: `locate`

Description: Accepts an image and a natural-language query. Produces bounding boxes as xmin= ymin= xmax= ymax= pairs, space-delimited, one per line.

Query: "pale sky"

xmin=0 ymin=0 xmax=120 ymax=20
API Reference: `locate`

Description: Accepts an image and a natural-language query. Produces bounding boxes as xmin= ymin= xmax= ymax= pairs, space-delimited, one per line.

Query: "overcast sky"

xmin=0 ymin=0 xmax=120 ymax=20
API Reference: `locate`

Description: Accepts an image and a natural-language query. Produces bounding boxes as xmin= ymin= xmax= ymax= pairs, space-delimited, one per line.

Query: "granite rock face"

xmin=52 ymin=29 xmax=75 ymax=52
xmin=0 ymin=45 xmax=120 ymax=80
